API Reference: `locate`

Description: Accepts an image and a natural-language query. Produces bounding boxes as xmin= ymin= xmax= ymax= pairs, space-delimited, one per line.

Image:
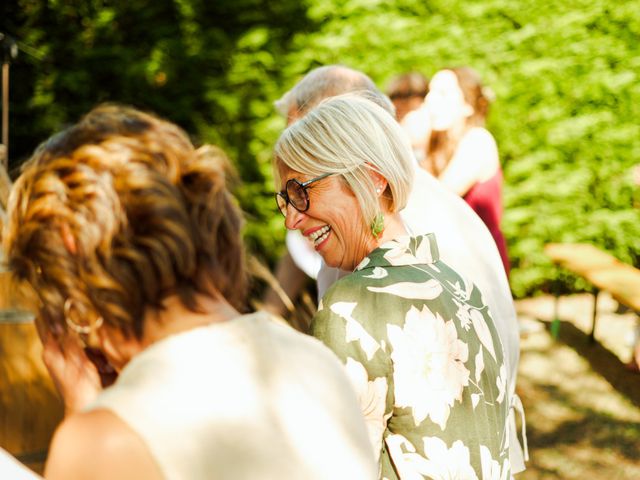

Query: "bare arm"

xmin=439 ymin=128 xmax=500 ymax=197
xmin=44 ymin=410 xmax=163 ymax=480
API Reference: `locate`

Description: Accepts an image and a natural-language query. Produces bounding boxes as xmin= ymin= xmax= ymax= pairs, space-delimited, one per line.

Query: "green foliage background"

xmin=2 ymin=0 xmax=639 ymax=298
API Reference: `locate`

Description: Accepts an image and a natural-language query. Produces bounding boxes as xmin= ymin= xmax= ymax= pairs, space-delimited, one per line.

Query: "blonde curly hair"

xmin=3 ymin=104 xmax=247 ymax=339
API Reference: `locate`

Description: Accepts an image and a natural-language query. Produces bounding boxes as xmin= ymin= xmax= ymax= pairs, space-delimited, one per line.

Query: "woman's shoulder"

xmin=321 ymin=269 xmax=371 ymax=301
xmin=454 ymin=127 xmax=499 ymax=182
xmin=45 ymin=409 xmax=163 ymax=480
xmin=459 ymin=127 xmax=497 ymax=151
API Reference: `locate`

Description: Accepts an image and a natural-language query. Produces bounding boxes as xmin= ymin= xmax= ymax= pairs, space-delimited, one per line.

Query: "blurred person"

xmin=386 ymin=72 xmax=431 ymax=164
xmin=385 ymin=72 xmax=428 ymax=123
xmin=2 ymin=105 xmax=377 ymax=480
xmin=271 ymin=64 xmax=527 ymax=475
xmin=274 ymin=94 xmax=511 ymax=478
xmin=424 ymin=67 xmax=510 ymax=276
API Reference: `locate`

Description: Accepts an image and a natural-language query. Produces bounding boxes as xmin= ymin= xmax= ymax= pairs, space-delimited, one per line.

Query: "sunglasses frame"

xmin=275 ymin=172 xmax=334 ymax=216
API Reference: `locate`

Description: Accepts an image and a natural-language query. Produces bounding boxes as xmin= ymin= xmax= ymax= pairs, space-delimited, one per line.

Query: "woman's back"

xmin=86 ymin=311 xmax=376 ymax=480
xmin=312 ymin=234 xmax=511 ymax=479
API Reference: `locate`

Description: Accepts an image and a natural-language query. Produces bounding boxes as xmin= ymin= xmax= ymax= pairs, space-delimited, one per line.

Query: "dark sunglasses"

xmin=275 ymin=173 xmax=334 ymax=216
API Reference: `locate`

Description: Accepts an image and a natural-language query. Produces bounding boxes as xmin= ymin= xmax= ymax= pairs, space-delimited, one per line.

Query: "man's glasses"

xmin=275 ymin=173 xmax=334 ymax=216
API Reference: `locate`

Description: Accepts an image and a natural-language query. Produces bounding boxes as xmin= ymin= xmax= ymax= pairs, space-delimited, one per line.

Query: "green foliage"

xmin=3 ymin=0 xmax=313 ymax=269
xmin=276 ymin=0 xmax=640 ymax=298
xmin=3 ymin=0 xmax=639 ymax=297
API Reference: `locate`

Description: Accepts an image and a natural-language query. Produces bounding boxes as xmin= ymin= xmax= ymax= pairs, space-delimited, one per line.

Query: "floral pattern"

xmin=387 ymin=306 xmax=469 ymax=429
xmin=312 ymin=234 xmax=510 ymax=479
xmin=345 ymin=358 xmax=390 ymax=461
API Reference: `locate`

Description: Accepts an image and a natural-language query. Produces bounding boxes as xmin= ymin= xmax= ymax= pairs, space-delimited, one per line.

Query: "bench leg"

xmin=551 ymin=293 xmax=561 ymax=339
xmin=590 ymin=288 xmax=600 ymax=343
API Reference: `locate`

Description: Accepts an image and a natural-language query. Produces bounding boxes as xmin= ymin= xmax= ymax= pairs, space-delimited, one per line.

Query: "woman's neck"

xmin=140 ymin=294 xmax=239 ymax=349
xmin=376 ymin=212 xmax=408 ymax=247
xmin=99 ymin=293 xmax=240 ymax=372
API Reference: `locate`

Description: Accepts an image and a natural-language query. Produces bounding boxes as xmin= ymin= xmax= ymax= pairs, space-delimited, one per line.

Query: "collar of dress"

xmin=354 ymin=233 xmax=440 ymax=271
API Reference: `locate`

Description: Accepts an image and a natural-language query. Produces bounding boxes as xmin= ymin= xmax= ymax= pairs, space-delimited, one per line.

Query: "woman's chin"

xmin=320 ymin=255 xmax=339 ymax=269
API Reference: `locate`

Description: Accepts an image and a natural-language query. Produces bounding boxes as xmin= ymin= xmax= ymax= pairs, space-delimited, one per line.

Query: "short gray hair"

xmin=274 ymin=65 xmax=396 ymax=119
xmin=274 ymin=94 xmax=414 ymax=229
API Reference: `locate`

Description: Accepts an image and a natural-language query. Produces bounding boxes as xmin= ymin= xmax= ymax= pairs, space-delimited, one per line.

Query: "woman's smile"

xmin=305 ymin=225 xmax=332 ymax=250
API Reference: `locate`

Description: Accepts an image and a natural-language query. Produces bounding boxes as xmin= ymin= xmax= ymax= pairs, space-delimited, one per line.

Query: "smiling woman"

xmin=274 ymin=93 xmax=414 ymax=271
xmin=273 ymin=93 xmax=512 ymax=479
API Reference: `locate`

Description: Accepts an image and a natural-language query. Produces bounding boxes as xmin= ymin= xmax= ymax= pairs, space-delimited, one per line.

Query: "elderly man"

xmin=267 ymin=64 xmax=527 ymax=475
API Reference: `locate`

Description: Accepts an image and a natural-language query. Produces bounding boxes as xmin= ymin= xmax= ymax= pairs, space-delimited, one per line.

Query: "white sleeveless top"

xmin=86 ymin=312 xmax=376 ymax=479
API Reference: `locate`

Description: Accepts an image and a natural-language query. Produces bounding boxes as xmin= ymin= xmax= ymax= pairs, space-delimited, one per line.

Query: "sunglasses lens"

xmin=287 ymin=181 xmax=308 ymax=211
xmin=275 ymin=193 xmax=288 ymax=216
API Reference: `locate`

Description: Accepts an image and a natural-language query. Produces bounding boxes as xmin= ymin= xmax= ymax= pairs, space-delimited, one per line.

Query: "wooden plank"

xmin=545 ymin=243 xmax=640 ymax=312
xmin=0 ymin=317 xmax=64 ymax=475
xmin=0 ymin=160 xmax=11 ymax=212
xmin=545 ymin=243 xmax=617 ymax=272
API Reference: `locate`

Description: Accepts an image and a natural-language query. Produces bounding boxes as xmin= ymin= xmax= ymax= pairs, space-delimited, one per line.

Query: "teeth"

xmin=309 ymin=225 xmax=331 ymax=245
xmin=314 ymin=229 xmax=331 ymax=246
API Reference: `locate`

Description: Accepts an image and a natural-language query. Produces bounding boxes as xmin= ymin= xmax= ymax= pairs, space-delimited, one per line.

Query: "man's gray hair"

xmin=274 ymin=65 xmax=396 ymax=119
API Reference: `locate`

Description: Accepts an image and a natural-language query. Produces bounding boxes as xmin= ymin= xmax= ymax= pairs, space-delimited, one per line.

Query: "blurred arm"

xmin=261 ymin=251 xmax=309 ymax=318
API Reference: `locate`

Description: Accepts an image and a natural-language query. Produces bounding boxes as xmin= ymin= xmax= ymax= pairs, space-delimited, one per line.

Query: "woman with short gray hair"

xmin=274 ymin=93 xmax=511 ymax=479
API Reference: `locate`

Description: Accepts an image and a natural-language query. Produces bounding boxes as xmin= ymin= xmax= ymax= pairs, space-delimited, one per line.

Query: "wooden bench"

xmin=545 ymin=243 xmax=640 ymax=342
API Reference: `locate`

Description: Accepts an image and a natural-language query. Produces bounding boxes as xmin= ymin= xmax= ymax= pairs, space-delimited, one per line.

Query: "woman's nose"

xmin=284 ymin=204 xmax=306 ymax=230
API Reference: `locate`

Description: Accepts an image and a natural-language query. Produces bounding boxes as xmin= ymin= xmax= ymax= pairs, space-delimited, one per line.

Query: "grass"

xmin=516 ymin=294 xmax=640 ymax=479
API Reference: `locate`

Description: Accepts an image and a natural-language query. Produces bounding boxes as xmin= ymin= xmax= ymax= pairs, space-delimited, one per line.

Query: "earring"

xmin=370 ymin=212 xmax=385 ymax=239
xmin=64 ymin=298 xmax=104 ymax=335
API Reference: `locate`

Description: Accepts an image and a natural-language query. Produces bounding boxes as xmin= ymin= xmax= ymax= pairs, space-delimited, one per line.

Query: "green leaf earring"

xmin=370 ymin=212 xmax=385 ymax=239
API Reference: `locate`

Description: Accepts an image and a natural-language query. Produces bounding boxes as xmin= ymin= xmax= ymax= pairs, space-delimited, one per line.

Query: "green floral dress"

xmin=312 ymin=234 xmax=511 ymax=480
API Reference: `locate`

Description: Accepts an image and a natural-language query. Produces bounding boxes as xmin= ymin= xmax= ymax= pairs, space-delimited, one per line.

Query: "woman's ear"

xmin=369 ymin=169 xmax=388 ymax=197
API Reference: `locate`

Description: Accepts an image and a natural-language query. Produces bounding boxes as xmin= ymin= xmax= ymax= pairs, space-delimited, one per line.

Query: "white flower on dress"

xmin=384 ymin=434 xmax=423 ymax=480
xmin=495 ymin=363 xmax=507 ymax=404
xmin=387 ymin=305 xmax=470 ymax=429
xmin=454 ymin=299 xmax=473 ymax=331
xmin=368 ymin=280 xmax=443 ymax=300
xmin=480 ymin=445 xmax=510 ymax=480
xmin=330 ymin=302 xmax=380 ymax=360
xmin=470 ymin=307 xmax=497 ymax=361
xmin=414 ymin=235 xmax=434 ymax=263
xmin=363 ymin=266 xmax=388 ymax=279
xmin=344 ymin=358 xmax=389 ymax=460
xmin=474 ymin=349 xmax=485 ymax=383
xmin=356 ymin=256 xmax=371 ymax=270
xmin=382 ymin=237 xmax=429 ymax=266
xmin=386 ymin=434 xmax=478 ymax=480
xmin=448 ymin=278 xmax=474 ymax=301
